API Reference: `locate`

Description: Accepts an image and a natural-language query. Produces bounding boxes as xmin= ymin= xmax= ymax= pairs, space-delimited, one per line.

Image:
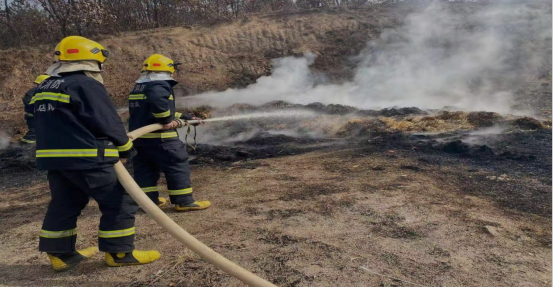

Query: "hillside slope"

xmin=0 ymin=6 xmax=409 ymax=134
xmin=0 ymin=2 xmax=550 ymax=138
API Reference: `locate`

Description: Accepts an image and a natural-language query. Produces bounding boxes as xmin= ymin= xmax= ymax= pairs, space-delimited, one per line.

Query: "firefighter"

xmin=128 ymin=54 xmax=211 ymax=211
xmin=21 ymin=75 xmax=50 ymax=144
xmin=32 ymin=36 xmax=160 ymax=272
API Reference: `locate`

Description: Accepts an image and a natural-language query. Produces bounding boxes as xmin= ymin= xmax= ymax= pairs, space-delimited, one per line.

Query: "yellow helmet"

xmin=34 ymin=74 xmax=50 ymax=84
xmin=54 ymin=36 xmax=109 ymax=63
xmin=141 ymin=54 xmax=179 ymax=74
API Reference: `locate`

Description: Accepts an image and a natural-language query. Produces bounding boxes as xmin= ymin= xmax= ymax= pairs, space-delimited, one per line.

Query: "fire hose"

xmin=115 ymin=119 xmax=276 ymax=287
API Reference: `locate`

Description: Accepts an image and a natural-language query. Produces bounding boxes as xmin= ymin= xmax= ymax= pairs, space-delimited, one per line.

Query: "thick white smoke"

xmin=0 ymin=131 xmax=10 ymax=150
xmin=182 ymin=2 xmax=551 ymax=114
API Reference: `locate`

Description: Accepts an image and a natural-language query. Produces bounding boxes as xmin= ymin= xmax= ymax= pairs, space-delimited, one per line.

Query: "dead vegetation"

xmin=0 ymin=6 xmax=405 ymax=135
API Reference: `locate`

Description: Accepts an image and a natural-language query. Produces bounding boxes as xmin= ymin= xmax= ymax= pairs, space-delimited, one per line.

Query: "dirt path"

xmin=0 ymin=141 xmax=550 ymax=286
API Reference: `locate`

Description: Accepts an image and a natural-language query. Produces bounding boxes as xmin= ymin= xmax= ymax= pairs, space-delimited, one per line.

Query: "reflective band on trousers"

xmin=98 ymin=227 xmax=135 ymax=238
xmin=116 ymin=139 xmax=133 ymax=152
xmin=141 ymin=186 xmax=158 ymax=193
xmin=20 ymin=138 xmax=36 ymax=143
xmin=168 ymin=187 xmax=193 ymax=195
xmin=129 ymin=94 xmax=146 ymax=100
xmin=152 ymin=110 xmax=171 ymax=118
xmin=25 ymin=112 xmax=34 ymax=117
xmin=40 ymin=228 xmax=77 ymax=238
xmin=175 ymin=112 xmax=182 ymax=118
xmin=30 ymin=92 xmax=70 ymax=104
xmin=139 ymin=132 xmax=178 ymax=139
xmin=36 ymin=149 xmax=119 ymax=157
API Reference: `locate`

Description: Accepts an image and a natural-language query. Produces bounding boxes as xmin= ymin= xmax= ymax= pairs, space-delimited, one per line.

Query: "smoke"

xmin=461 ymin=125 xmax=508 ymax=146
xmin=183 ymin=2 xmax=551 ymax=114
xmin=0 ymin=131 xmax=10 ymax=150
xmin=183 ymin=54 xmax=319 ymax=108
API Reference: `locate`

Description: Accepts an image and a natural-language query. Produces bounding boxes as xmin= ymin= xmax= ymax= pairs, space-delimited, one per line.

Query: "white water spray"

xmin=191 ymin=110 xmax=317 ymax=124
xmin=180 ymin=110 xmax=320 ymax=145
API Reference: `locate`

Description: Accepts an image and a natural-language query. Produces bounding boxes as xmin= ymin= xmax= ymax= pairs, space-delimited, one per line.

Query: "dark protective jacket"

xmin=128 ymin=80 xmax=193 ymax=147
xmin=30 ymin=72 xmax=134 ymax=170
xmin=23 ymin=87 xmax=37 ymax=122
xmin=22 ymin=87 xmax=37 ymax=143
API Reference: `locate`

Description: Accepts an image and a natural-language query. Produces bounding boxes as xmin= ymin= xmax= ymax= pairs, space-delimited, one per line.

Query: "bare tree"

xmin=0 ymin=0 xmax=381 ymax=49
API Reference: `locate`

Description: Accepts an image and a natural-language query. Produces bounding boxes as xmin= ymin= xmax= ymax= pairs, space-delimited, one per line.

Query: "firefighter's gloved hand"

xmin=120 ymin=158 xmax=128 ymax=164
xmin=161 ymin=120 xmax=180 ymax=130
xmin=191 ymin=117 xmax=204 ymax=126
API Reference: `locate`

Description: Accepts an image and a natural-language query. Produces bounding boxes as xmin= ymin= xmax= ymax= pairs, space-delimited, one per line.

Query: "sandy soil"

xmin=0 ymin=125 xmax=550 ymax=286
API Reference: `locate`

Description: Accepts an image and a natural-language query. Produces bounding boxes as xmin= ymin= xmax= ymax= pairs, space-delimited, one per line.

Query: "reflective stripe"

xmin=116 ymin=139 xmax=133 ymax=152
xmin=139 ymin=132 xmax=178 ymax=139
xmin=30 ymin=92 xmax=70 ymax=104
xmin=129 ymin=94 xmax=146 ymax=100
xmin=98 ymin=227 xmax=135 ymax=238
xmin=104 ymin=149 xmax=119 ymax=157
xmin=168 ymin=187 xmax=193 ymax=196
xmin=129 ymin=94 xmax=172 ymax=100
xmin=36 ymin=149 xmax=97 ymax=157
xmin=40 ymin=228 xmax=77 ymax=238
xmin=175 ymin=112 xmax=182 ymax=118
xmin=20 ymin=138 xmax=36 ymax=144
xmin=141 ymin=186 xmax=158 ymax=193
xmin=152 ymin=110 xmax=171 ymax=118
xmin=25 ymin=112 xmax=34 ymax=117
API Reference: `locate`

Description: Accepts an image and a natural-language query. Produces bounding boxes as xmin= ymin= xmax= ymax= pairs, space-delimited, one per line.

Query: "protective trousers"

xmin=21 ymin=116 xmax=36 ymax=144
xmin=39 ymin=167 xmax=137 ymax=253
xmin=133 ymin=142 xmax=194 ymax=205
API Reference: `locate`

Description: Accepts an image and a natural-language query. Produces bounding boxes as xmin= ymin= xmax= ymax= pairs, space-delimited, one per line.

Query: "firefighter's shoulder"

xmin=67 ymin=73 xmax=105 ymax=87
xmin=144 ymin=81 xmax=172 ymax=96
xmin=145 ymin=80 xmax=172 ymax=90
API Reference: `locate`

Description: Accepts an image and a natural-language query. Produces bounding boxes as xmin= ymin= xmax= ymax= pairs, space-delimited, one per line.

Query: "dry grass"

xmin=0 ymin=7 xmax=396 ymax=133
xmin=336 ymin=112 xmax=477 ymax=136
xmin=0 ymin=147 xmax=550 ymax=286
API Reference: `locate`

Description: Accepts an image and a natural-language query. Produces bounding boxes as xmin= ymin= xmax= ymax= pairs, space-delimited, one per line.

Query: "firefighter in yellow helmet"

xmin=33 ymin=36 xmax=160 ymax=272
xmin=128 ymin=54 xmax=211 ymax=211
xmin=21 ymin=75 xmax=50 ymax=144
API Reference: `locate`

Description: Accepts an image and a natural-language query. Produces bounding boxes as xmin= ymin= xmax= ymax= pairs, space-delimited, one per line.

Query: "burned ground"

xmin=1 ymin=103 xmax=549 ymax=286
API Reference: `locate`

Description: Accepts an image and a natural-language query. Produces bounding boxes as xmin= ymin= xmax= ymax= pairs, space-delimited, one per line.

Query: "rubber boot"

xmin=105 ymin=250 xmax=161 ymax=267
xmin=47 ymin=246 xmax=98 ymax=272
xmin=157 ymin=197 xmax=167 ymax=207
xmin=174 ymin=201 xmax=211 ymax=212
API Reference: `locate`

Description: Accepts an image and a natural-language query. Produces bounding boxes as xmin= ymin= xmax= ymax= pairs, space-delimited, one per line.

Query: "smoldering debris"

xmin=0 ymin=102 xmax=549 ymax=172
xmin=173 ymin=102 xmax=551 ymax=166
xmin=0 ymin=144 xmax=36 ymax=170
